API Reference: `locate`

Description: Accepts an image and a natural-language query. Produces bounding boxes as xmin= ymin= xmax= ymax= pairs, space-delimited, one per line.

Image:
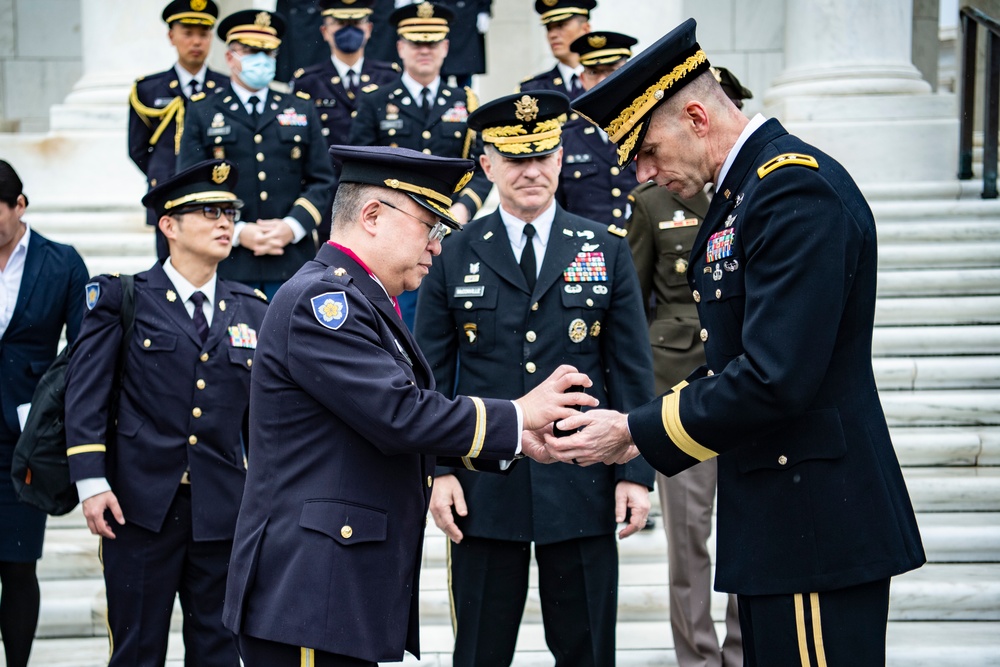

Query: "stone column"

xmin=764 ymin=0 xmax=957 ymax=183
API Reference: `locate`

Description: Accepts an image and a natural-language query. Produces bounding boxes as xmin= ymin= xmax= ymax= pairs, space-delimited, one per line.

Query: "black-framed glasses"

xmin=174 ymin=205 xmax=241 ymax=222
xmin=378 ymin=199 xmax=448 ymax=243
xmin=230 ymin=44 xmax=279 ymax=58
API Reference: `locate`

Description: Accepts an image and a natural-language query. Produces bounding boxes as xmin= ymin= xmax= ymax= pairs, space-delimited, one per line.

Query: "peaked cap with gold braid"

xmin=467 ymin=91 xmax=570 ymax=159
xmin=162 ymin=0 xmax=219 ymax=26
xmin=141 ymin=159 xmax=242 ymax=218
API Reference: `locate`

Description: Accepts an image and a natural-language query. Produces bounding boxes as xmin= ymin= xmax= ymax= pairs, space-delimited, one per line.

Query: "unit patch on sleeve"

xmin=311 ymin=292 xmax=349 ymax=330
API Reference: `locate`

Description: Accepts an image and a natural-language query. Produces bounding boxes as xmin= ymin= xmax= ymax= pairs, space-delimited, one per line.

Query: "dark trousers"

xmin=101 ymin=486 xmax=237 ymax=667
xmin=738 ymin=578 xmax=891 ymax=667
xmin=449 ymin=534 xmax=618 ymax=667
xmin=237 ymin=632 xmax=378 ymax=666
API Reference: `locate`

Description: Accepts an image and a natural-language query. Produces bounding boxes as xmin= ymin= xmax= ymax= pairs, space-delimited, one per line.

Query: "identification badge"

xmin=379 ymin=119 xmax=404 ymax=131
xmin=454 ymin=286 xmax=485 ymax=298
xmin=207 ymin=126 xmax=231 ymax=136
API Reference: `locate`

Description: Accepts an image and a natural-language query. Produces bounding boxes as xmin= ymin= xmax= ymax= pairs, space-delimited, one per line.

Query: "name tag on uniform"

xmin=153 ymin=97 xmax=175 ymax=107
xmin=454 ymin=286 xmax=485 ymax=298
xmin=659 ymin=217 xmax=697 ymax=229
xmin=207 ymin=126 xmax=231 ymax=136
xmin=379 ymin=119 xmax=404 ymax=131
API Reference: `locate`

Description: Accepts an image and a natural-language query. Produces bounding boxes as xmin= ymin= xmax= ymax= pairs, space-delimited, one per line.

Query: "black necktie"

xmin=346 ymin=70 xmax=358 ymax=92
xmin=520 ymin=224 xmax=537 ymax=292
xmin=419 ymin=87 xmax=432 ymax=120
xmin=189 ymin=291 xmax=209 ymax=344
xmin=570 ymin=73 xmax=582 ymax=97
xmin=247 ymin=95 xmax=260 ymax=123
xmin=188 ymin=79 xmax=200 ymax=97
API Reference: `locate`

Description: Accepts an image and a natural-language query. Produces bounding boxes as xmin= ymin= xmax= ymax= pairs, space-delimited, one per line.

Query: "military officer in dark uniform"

xmin=221 ymin=145 xmax=597 ymax=666
xmin=65 ymin=160 xmax=269 ymax=667
xmin=624 ymin=67 xmax=753 ymax=667
xmin=129 ymin=0 xmax=229 ymax=261
xmin=364 ymin=0 xmax=402 ymax=65
xmin=350 ymin=1 xmax=492 ymax=327
xmin=415 ymin=92 xmax=655 ymax=667
xmin=178 ymin=9 xmax=336 ymax=299
xmin=558 ymin=20 xmax=926 ymax=666
xmin=516 ymin=0 xmax=595 ymax=99
xmin=438 ymin=0 xmax=493 ymax=88
xmin=557 ymin=31 xmax=637 ymax=225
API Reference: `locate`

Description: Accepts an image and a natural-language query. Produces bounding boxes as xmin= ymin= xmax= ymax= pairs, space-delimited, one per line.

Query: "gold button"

xmin=586 ymin=298 xmax=594 ymax=306
xmin=422 ymin=148 xmax=432 ymax=155
xmin=531 ymin=302 xmax=539 ymax=311
xmin=707 ymin=370 xmax=715 ymax=376
xmin=427 ymin=476 xmax=433 ymax=488
xmin=143 ymin=339 xmax=151 ymax=348
xmin=320 ymin=113 xmax=328 ymax=121
xmin=464 ymin=301 xmax=473 ymax=309
xmin=612 ymin=208 xmax=622 ymax=218
xmin=388 ymin=128 xmax=396 ymax=136
xmin=188 ymin=435 xmax=198 ymax=445
xmin=573 ymin=170 xmax=581 ymax=179
xmin=192 ymin=407 xmax=202 ymax=418
xmin=341 ymin=525 xmax=353 ymax=539
xmin=700 ymin=328 xmax=708 ymax=342
xmin=258 ymin=171 xmax=266 ymax=181
xmin=214 ymin=136 xmax=222 ymax=144
xmin=422 ymin=130 xmax=431 ymax=139
xmin=254 ymin=134 xmax=263 ymax=143
xmin=321 ymin=128 xmax=330 ymax=136
xmin=260 ymin=191 xmax=268 ymax=201
xmin=526 ymin=331 xmax=536 ymax=342
xmin=196 ymin=379 xmax=206 ymax=390
xmin=525 ymin=362 xmax=537 ymax=374
xmin=693 ymin=290 xmax=701 ymax=303
xmin=716 ymin=289 xmax=722 ymax=299
xmin=454 ymin=131 xmax=462 ymax=138
xmin=610 ymin=167 xmax=620 ymax=175
xmin=294 ymin=135 xmax=301 ymax=142
xmin=256 ymin=152 xmax=265 ymax=162
xmin=778 ymin=455 xmax=788 ymax=466
xmin=200 ymin=353 xmax=209 ymax=362
xmin=246 ymin=358 xmax=252 ymax=368
xmin=611 ymin=188 xmax=621 ymax=197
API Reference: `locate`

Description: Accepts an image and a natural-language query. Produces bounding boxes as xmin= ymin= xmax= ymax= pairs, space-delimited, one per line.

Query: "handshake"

xmin=513 ymin=365 xmax=641 ymax=466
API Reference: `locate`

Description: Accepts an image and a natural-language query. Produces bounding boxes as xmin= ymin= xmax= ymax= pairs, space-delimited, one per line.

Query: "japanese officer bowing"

xmin=65 ymin=160 xmax=268 ymax=667
xmin=222 ymin=145 xmax=597 ymax=666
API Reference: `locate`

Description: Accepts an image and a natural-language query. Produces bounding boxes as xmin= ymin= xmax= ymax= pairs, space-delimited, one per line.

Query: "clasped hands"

xmin=239 ymin=218 xmax=295 ymax=256
xmin=515 ymin=365 xmax=640 ymax=466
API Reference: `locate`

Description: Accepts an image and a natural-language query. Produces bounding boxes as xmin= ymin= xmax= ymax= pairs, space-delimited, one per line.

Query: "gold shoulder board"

xmin=190 ymin=91 xmax=207 ymax=102
xmin=293 ymin=67 xmax=305 ymax=78
xmin=757 ymin=153 xmax=819 ymax=179
xmin=608 ymin=224 xmax=628 ymax=237
xmin=361 ymin=83 xmax=379 ymax=93
xmin=392 ymin=62 xmax=401 ymax=72
xmin=295 ymin=90 xmax=311 ymax=100
xmin=253 ymin=289 xmax=269 ymax=302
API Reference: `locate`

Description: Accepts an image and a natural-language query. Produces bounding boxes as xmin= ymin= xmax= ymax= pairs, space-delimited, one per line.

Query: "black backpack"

xmin=11 ymin=275 xmax=136 ymax=515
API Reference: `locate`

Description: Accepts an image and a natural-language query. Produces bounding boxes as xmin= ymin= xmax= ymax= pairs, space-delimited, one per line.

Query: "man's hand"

xmin=449 ymin=203 xmax=471 ymax=226
xmin=514 ymin=365 xmax=598 ymax=431
xmin=521 ymin=424 xmax=556 ymax=463
xmin=81 ymin=490 xmax=125 ymax=539
xmin=544 ymin=409 xmax=637 ymax=465
xmin=615 ymin=480 xmax=650 ymax=539
xmin=428 ymin=474 xmax=467 ymax=543
xmin=255 ymin=218 xmax=295 ymax=253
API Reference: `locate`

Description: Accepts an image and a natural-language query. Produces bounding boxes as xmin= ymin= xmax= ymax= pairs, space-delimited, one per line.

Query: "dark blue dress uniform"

xmin=557 ymin=117 xmax=636 ymax=223
xmin=222 ymin=243 xmax=523 ymax=663
xmin=516 ymin=64 xmax=580 ymax=98
xmin=177 ymin=89 xmax=336 ymax=284
xmin=574 ymin=20 xmax=925 ymax=665
xmin=438 ymin=0 xmax=492 ymax=80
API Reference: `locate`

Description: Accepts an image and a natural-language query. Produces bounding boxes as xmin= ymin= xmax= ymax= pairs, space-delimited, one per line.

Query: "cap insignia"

xmin=212 ymin=163 xmax=231 ymax=184
xmin=587 ymin=35 xmax=607 ymax=48
xmin=255 ymin=12 xmax=271 ymax=28
xmin=543 ymin=0 xmax=558 ymax=6
xmin=344 ymin=0 xmax=358 ymax=3
xmin=417 ymin=2 xmax=434 ymax=18
xmin=191 ymin=0 xmax=207 ymax=10
xmin=514 ymin=95 xmax=539 ymax=122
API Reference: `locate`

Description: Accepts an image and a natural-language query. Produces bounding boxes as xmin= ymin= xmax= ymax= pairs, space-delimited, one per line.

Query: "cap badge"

xmin=212 ymin=163 xmax=231 ymax=184
xmin=254 ymin=12 xmax=271 ymax=28
xmin=344 ymin=0 xmax=358 ymax=3
xmin=543 ymin=0 xmax=558 ymax=6
xmin=514 ymin=95 xmax=539 ymax=122
xmin=417 ymin=2 xmax=434 ymax=18
xmin=588 ymin=35 xmax=607 ymax=48
xmin=191 ymin=0 xmax=207 ymax=10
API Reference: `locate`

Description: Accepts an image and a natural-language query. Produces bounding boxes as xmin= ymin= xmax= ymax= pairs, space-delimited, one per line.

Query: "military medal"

xmin=589 ymin=321 xmax=601 ymax=338
xmin=592 ymin=285 xmax=608 ymax=295
xmin=563 ymin=251 xmax=608 ymax=282
xmin=581 ymin=243 xmax=600 ymax=252
xmin=565 ymin=284 xmax=582 ymax=294
xmin=568 ymin=318 xmax=587 ymax=343
xmin=706 ymin=229 xmax=735 ymax=263
xmin=464 ymin=323 xmax=477 ymax=344
xmin=166 ymin=289 xmax=177 ymax=302
xmin=725 ymin=214 xmax=737 ymax=228
xmin=724 ymin=260 xmax=739 ymax=272
xmin=675 ymin=258 xmax=688 ymax=273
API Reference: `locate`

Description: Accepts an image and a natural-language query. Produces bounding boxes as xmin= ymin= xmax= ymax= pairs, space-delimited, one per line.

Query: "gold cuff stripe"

xmin=757 ymin=153 xmax=819 ymax=179
xmin=660 ymin=382 xmax=717 ymax=462
xmin=459 ymin=187 xmax=482 ymax=211
xmin=539 ymin=8 xmax=590 ymax=22
xmin=165 ymin=191 xmax=237 ymax=210
xmin=465 ymin=396 xmax=487 ymax=459
xmin=67 ymin=444 xmax=106 ymax=456
xmin=580 ymin=48 xmax=632 ymax=65
xmin=294 ymin=197 xmax=322 ymax=225
xmin=164 ymin=12 xmax=216 ymax=25
xmin=383 ymin=179 xmax=453 ymax=208
xmin=810 ymin=592 xmax=829 ymax=667
xmin=300 ymin=647 xmax=314 ymax=667
xmin=606 ymin=49 xmax=707 ymax=143
xmin=794 ymin=593 xmax=810 ymax=667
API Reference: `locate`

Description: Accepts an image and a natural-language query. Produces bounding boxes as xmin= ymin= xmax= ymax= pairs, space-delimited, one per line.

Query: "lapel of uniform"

xmin=256 ymin=91 xmax=284 ymax=131
xmin=204 ymin=280 xmax=240 ymax=352
xmin=148 ymin=263 xmax=204 ymax=348
xmin=535 ymin=206 xmax=582 ymax=298
xmin=470 ymin=212 xmax=530 ymax=293
xmin=424 ymin=87 xmax=448 ymax=128
xmin=395 ymin=87 xmax=423 ymax=126
xmin=6 ymin=233 xmax=46 ymax=336
xmin=224 ymin=93 xmax=255 ymax=131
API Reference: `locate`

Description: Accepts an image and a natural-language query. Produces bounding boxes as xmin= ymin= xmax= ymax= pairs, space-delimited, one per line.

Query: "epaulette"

xmin=293 ymin=67 xmax=305 ymax=78
xmin=295 ymin=90 xmax=311 ymax=100
xmin=391 ymin=62 xmax=401 ymax=72
xmin=757 ymin=153 xmax=819 ymax=179
xmin=464 ymin=86 xmax=479 ymax=111
xmin=190 ymin=91 xmax=207 ymax=102
xmin=361 ymin=83 xmax=379 ymax=94
xmin=253 ymin=289 xmax=269 ymax=302
xmin=608 ymin=224 xmax=628 ymax=237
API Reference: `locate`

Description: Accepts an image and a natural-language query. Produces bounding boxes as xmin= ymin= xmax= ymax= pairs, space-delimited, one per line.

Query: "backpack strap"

xmin=108 ymin=275 xmax=136 ymax=429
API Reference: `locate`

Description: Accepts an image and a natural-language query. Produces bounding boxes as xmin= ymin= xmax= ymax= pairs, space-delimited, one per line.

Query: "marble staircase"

xmin=6 ymin=181 xmax=1000 ymax=666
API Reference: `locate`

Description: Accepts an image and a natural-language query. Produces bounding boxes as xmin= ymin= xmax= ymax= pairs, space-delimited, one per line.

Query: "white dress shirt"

xmin=499 ymin=199 xmax=557 ymax=276
xmin=0 ymin=223 xmax=30 ymax=337
xmin=716 ymin=113 xmax=767 ymax=188
xmin=401 ymin=72 xmax=440 ymax=108
xmin=174 ymin=63 xmax=209 ymax=98
xmin=556 ymin=61 xmax=584 ymax=94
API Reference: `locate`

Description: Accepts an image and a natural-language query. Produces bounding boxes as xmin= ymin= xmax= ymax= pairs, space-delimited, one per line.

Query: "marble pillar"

xmin=764 ymin=0 xmax=957 ymax=184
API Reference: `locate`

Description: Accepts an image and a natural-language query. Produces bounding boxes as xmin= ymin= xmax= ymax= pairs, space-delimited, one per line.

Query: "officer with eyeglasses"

xmin=178 ymin=8 xmax=336 ymax=299
xmin=65 ymin=159 xmax=269 ymax=667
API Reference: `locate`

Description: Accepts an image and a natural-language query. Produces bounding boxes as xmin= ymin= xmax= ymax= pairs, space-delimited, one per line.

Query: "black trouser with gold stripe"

xmin=236 ymin=633 xmax=377 ymax=666
xmin=737 ymin=578 xmax=891 ymax=666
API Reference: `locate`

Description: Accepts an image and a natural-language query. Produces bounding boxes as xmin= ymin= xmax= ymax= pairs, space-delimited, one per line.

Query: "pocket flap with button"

xmin=135 ymin=325 xmax=177 ymax=352
xmin=228 ymin=347 xmax=254 ymax=370
xmin=299 ymin=499 xmax=387 ymax=545
xmin=736 ymin=408 xmax=847 ymax=473
xmin=648 ymin=319 xmax=699 ymax=352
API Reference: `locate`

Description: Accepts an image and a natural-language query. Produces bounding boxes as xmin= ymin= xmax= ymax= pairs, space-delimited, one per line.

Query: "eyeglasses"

xmin=378 ymin=199 xmax=448 ymax=243
xmin=231 ymin=44 xmax=278 ymax=58
xmin=174 ymin=205 xmax=241 ymax=222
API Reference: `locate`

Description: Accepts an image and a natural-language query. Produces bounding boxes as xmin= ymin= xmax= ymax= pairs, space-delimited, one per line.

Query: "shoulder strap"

xmin=108 ymin=275 xmax=136 ymax=423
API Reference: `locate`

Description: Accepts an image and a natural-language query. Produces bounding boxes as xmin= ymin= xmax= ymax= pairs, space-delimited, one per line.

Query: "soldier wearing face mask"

xmin=178 ymin=9 xmax=336 ymax=299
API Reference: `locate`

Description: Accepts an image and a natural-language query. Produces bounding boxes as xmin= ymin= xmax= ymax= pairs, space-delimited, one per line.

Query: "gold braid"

xmin=462 ymin=86 xmax=479 ymax=159
xmin=128 ymin=83 xmax=186 ymax=155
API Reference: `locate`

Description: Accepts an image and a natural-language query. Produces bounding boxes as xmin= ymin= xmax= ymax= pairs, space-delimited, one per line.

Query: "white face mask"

xmin=238 ymin=51 xmax=276 ymax=90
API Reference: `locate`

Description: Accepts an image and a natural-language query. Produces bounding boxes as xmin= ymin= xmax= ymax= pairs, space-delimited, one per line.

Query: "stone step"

xmin=29 ymin=210 xmax=147 ymax=235
xmin=877 ymin=268 xmax=1000 ymax=297
xmin=874 ymin=356 xmax=1000 ymax=389
xmin=83 ymin=255 xmax=158 ymax=277
xmin=861 ymin=179 xmax=984 ymax=201
xmin=14 ymin=621 xmax=1000 ymax=667
xmin=42 ymin=230 xmax=154 ymax=258
xmin=878 ymin=242 xmax=1000 ymax=269
xmin=876 ymin=218 xmax=1000 ymax=242
xmin=870 ymin=199 xmax=1000 ymax=221
xmin=901 ymin=467 xmax=1000 ymax=511
xmin=875 ymin=296 xmax=1000 ymax=326
xmin=881 ymin=390 xmax=1000 ymax=427
xmin=890 ymin=426 xmax=1000 ymax=466
xmin=873 ymin=325 xmax=1000 ymax=356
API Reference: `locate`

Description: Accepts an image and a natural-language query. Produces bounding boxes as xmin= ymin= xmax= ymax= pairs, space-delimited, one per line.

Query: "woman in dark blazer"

xmin=0 ymin=160 xmax=88 ymax=667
